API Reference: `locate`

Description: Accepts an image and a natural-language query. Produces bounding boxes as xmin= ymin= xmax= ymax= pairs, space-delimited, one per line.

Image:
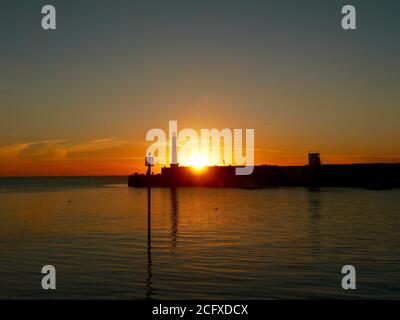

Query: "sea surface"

xmin=0 ymin=177 xmax=399 ymax=299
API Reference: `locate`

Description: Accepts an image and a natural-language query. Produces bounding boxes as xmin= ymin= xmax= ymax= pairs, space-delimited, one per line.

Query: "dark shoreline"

xmin=129 ymin=163 xmax=400 ymax=190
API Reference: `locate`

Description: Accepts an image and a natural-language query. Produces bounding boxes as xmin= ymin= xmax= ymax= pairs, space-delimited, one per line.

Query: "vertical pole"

xmin=147 ymin=164 xmax=151 ymax=245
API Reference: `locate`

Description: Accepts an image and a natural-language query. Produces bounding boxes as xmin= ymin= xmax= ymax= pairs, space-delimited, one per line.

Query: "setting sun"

xmin=184 ymin=154 xmax=209 ymax=170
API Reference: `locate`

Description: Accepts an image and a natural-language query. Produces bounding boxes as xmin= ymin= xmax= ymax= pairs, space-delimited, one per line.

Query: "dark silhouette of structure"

xmin=308 ymin=152 xmax=321 ymax=166
xmin=145 ymin=154 xmax=154 ymax=299
xmin=129 ymin=153 xmax=400 ymax=190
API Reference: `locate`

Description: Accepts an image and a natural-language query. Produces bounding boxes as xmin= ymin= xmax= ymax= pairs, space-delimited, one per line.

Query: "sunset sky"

xmin=1 ymin=0 xmax=399 ymax=176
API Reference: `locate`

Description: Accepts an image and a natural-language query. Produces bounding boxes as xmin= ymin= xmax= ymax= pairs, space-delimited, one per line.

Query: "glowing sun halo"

xmin=185 ymin=154 xmax=209 ymax=170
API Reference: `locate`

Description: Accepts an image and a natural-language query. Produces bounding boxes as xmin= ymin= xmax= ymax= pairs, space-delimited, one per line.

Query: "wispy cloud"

xmin=66 ymin=138 xmax=126 ymax=153
xmin=0 ymin=140 xmax=66 ymax=159
xmin=0 ymin=138 xmax=134 ymax=160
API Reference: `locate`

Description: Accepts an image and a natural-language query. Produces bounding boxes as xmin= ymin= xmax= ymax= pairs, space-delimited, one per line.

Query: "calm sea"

xmin=0 ymin=177 xmax=399 ymax=299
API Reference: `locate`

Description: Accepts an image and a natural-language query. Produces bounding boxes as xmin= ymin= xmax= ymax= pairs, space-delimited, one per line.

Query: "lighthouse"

xmin=171 ymin=132 xmax=179 ymax=168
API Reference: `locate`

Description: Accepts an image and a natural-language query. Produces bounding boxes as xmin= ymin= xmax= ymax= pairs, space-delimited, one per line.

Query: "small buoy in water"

xmin=68 ymin=200 xmax=72 ymax=203
xmin=215 ymin=207 xmax=218 ymax=210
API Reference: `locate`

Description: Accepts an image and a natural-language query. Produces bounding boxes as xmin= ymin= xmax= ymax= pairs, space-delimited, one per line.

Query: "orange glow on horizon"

xmin=1 ymin=142 xmax=400 ymax=177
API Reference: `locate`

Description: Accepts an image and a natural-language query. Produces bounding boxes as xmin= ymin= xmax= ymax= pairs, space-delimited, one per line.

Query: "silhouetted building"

xmin=308 ymin=153 xmax=321 ymax=166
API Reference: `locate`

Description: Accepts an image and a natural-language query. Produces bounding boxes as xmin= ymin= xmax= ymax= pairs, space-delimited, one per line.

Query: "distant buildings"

xmin=129 ymin=152 xmax=400 ymax=189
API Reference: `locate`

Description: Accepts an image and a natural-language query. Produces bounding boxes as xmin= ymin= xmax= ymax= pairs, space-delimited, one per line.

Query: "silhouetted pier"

xmin=128 ymin=163 xmax=400 ymax=190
